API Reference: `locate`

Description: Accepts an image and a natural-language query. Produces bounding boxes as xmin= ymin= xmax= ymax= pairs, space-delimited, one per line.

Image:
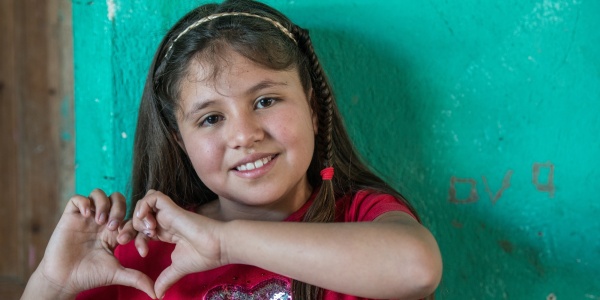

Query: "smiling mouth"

xmin=235 ymin=155 xmax=276 ymax=171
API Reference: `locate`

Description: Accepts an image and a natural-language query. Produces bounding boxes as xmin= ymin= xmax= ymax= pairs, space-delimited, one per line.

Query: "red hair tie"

xmin=320 ymin=167 xmax=334 ymax=180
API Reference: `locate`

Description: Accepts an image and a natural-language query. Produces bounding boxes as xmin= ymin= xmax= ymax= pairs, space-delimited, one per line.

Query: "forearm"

xmin=220 ymin=218 xmax=441 ymax=299
xmin=21 ymin=268 xmax=77 ymax=300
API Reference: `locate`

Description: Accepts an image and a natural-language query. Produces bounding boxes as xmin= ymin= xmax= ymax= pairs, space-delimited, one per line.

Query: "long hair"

xmin=131 ymin=0 xmax=422 ymax=298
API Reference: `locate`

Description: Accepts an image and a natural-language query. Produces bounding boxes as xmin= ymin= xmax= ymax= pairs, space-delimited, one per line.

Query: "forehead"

xmin=179 ymin=47 xmax=298 ymax=97
xmin=186 ymin=49 xmax=255 ymax=83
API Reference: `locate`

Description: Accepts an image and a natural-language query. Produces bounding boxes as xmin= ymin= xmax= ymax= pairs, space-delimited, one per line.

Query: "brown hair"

xmin=131 ymin=0 xmax=420 ymax=298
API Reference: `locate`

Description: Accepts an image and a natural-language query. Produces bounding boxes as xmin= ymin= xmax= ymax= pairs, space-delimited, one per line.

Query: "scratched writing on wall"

xmin=449 ymin=162 xmax=555 ymax=204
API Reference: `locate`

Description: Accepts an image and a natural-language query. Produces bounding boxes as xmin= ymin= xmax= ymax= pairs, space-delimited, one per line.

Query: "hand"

xmin=132 ymin=190 xmax=225 ymax=298
xmin=26 ymin=189 xmax=156 ymax=299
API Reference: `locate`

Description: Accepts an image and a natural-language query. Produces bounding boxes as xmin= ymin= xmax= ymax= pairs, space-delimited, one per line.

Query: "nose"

xmin=226 ymin=111 xmax=264 ymax=149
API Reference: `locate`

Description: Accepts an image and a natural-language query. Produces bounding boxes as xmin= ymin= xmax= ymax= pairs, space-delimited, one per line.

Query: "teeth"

xmin=255 ymin=159 xmax=264 ymax=168
xmin=236 ymin=156 xmax=273 ymax=171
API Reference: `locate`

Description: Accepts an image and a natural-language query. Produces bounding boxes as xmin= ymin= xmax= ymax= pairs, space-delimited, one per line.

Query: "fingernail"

xmin=121 ymin=233 xmax=132 ymax=242
xmin=143 ymin=230 xmax=152 ymax=237
xmin=99 ymin=213 xmax=107 ymax=224
xmin=144 ymin=219 xmax=150 ymax=229
xmin=108 ymin=220 xmax=118 ymax=230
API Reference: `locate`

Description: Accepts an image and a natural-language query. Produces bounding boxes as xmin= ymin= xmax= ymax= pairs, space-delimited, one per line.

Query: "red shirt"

xmin=77 ymin=190 xmax=415 ymax=300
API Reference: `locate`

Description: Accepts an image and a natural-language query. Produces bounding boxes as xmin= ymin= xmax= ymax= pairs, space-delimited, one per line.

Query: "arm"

xmin=21 ymin=189 xmax=156 ymax=300
xmin=135 ymin=191 xmax=441 ymax=299
xmin=222 ymin=212 xmax=441 ymax=299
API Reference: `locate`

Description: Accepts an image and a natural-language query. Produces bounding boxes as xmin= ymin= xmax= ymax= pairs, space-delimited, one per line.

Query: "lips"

xmin=234 ymin=155 xmax=276 ymax=171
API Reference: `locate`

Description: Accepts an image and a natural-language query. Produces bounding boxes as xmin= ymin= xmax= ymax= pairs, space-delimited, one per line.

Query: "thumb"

xmin=112 ymin=267 xmax=157 ymax=299
xmin=154 ymin=265 xmax=185 ymax=299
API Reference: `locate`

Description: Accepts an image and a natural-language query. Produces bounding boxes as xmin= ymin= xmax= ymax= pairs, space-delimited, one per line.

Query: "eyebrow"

xmin=246 ymin=79 xmax=288 ymax=95
xmin=183 ymin=79 xmax=288 ymax=122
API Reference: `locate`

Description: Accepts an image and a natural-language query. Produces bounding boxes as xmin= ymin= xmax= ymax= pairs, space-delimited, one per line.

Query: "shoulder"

xmin=336 ymin=189 xmax=417 ymax=222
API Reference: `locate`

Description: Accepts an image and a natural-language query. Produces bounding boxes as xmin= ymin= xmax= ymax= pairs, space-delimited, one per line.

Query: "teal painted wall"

xmin=73 ymin=0 xmax=600 ymax=299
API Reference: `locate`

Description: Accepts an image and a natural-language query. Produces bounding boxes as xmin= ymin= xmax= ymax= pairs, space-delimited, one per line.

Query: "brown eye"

xmin=255 ymin=97 xmax=277 ymax=109
xmin=200 ymin=114 xmax=224 ymax=127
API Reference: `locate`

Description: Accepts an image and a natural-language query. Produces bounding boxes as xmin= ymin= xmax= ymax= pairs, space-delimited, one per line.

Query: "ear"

xmin=172 ymin=131 xmax=187 ymax=154
xmin=309 ymin=88 xmax=319 ymax=135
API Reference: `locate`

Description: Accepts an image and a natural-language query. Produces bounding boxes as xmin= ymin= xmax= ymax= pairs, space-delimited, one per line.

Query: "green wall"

xmin=73 ymin=0 xmax=600 ymax=298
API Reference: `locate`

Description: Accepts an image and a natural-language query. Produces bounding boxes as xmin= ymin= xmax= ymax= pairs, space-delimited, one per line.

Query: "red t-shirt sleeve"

xmin=343 ymin=190 xmax=417 ymax=222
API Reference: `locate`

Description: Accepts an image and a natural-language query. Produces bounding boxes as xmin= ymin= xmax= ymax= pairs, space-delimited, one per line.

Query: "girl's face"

xmin=176 ymin=48 xmax=317 ymax=220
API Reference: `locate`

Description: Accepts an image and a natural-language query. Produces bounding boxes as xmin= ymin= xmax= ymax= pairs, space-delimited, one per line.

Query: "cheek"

xmin=272 ymin=113 xmax=316 ymax=157
xmin=184 ymin=135 xmax=222 ymax=177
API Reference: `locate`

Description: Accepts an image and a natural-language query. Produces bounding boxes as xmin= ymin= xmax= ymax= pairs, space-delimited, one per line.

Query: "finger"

xmin=66 ymin=195 xmax=93 ymax=217
xmin=88 ymin=189 xmax=111 ymax=225
xmin=117 ymin=220 xmax=136 ymax=245
xmin=135 ymin=191 xmax=156 ymax=219
xmin=131 ymin=199 xmax=144 ymax=231
xmin=106 ymin=192 xmax=127 ymax=231
xmin=134 ymin=191 xmax=163 ymax=231
xmin=112 ymin=267 xmax=157 ymax=299
xmin=135 ymin=231 xmax=152 ymax=257
xmin=155 ymin=265 xmax=185 ymax=299
xmin=134 ymin=188 xmax=156 ymax=217
xmin=136 ymin=190 xmax=180 ymax=219
xmin=132 ymin=200 xmax=157 ymax=233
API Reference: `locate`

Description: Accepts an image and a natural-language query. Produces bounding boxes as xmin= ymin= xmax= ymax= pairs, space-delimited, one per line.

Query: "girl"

xmin=22 ymin=0 xmax=442 ymax=299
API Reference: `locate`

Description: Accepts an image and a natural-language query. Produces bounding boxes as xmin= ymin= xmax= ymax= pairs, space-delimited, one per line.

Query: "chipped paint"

xmin=106 ymin=0 xmax=117 ymax=21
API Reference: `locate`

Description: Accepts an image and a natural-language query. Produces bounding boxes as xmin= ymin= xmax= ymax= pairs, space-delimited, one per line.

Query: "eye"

xmin=255 ymin=97 xmax=278 ymax=109
xmin=199 ymin=114 xmax=224 ymax=127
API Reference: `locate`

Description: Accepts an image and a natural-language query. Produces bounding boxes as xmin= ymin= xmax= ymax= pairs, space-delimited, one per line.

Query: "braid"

xmin=293 ymin=25 xmax=336 ymax=221
xmin=297 ymin=28 xmax=334 ymax=168
xmin=290 ymin=24 xmax=337 ymax=300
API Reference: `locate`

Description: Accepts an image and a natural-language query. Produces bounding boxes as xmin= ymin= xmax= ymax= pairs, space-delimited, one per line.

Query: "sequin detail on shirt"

xmin=205 ymin=278 xmax=291 ymax=300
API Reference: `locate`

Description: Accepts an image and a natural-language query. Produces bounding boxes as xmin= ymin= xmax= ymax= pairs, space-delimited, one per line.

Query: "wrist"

xmin=22 ymin=268 xmax=77 ymax=300
xmin=220 ymin=219 xmax=244 ymax=266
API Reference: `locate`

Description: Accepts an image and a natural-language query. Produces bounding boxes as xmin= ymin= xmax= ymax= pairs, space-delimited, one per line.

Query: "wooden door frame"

xmin=0 ymin=0 xmax=74 ymax=298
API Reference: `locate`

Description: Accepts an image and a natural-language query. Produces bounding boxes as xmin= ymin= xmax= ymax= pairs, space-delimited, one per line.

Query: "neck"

xmin=200 ymin=179 xmax=313 ymax=222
